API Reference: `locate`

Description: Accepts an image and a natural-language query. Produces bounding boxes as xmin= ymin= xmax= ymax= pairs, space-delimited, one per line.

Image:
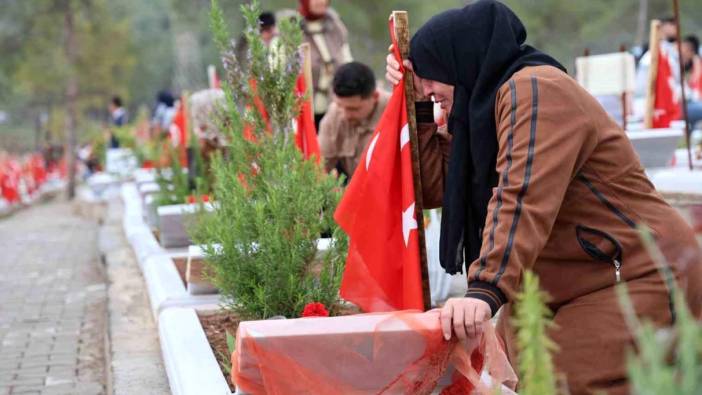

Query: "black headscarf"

xmin=410 ymin=0 xmax=565 ymax=274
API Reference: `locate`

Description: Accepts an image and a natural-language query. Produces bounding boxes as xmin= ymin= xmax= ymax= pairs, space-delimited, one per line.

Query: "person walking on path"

xmin=386 ymin=1 xmax=702 ymax=394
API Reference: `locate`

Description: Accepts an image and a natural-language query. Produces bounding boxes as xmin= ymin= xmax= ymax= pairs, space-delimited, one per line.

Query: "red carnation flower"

xmin=186 ymin=194 xmax=211 ymax=204
xmin=301 ymin=302 xmax=329 ymax=318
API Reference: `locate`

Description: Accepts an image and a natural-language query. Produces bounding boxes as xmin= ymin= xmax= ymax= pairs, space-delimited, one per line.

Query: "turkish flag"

xmin=653 ymin=46 xmax=682 ymax=128
xmin=169 ymin=96 xmax=189 ymax=166
xmin=294 ymin=74 xmax=321 ymax=163
xmin=334 ymin=19 xmax=424 ymax=312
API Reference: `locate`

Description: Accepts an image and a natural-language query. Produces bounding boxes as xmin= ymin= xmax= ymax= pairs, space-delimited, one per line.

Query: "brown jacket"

xmin=319 ymin=90 xmax=390 ymax=176
xmin=418 ymin=65 xmax=702 ymax=316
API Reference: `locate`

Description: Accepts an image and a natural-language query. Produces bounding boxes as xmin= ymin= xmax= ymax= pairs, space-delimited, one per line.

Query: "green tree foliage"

xmin=0 ymin=0 xmax=135 ymax=151
xmin=192 ymin=0 xmax=347 ymax=320
xmin=514 ymin=270 xmax=558 ymax=395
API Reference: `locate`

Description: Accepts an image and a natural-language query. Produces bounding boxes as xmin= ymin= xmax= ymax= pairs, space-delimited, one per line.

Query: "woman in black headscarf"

xmin=387 ymin=1 xmax=702 ymax=394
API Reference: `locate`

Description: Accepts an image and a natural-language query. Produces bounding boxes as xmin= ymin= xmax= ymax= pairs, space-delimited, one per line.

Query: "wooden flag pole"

xmin=620 ymin=44 xmax=629 ymax=132
xmin=644 ymin=20 xmax=661 ymax=129
xmin=300 ymin=43 xmax=315 ymax=115
xmin=672 ymin=0 xmax=693 ymax=171
xmin=392 ymin=11 xmax=432 ymax=311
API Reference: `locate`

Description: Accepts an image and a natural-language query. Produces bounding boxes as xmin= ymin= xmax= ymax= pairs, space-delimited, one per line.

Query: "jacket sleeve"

xmin=415 ymin=102 xmax=452 ymax=209
xmin=318 ymin=112 xmax=340 ymax=174
xmin=466 ymin=73 xmax=599 ymax=315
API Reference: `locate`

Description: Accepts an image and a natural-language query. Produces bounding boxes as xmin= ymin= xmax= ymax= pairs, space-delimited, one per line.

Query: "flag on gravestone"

xmin=1 ymin=159 xmax=21 ymax=203
xmin=653 ymin=45 xmax=682 ymax=128
xmin=334 ymin=19 xmax=424 ymax=312
xmin=30 ymin=154 xmax=46 ymax=188
xmin=294 ymin=73 xmax=321 ymax=163
xmin=169 ymin=95 xmax=189 ymax=166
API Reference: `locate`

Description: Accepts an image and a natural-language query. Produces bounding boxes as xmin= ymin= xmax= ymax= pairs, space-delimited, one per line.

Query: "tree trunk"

xmin=635 ymin=0 xmax=649 ymax=48
xmin=64 ymin=0 xmax=78 ymax=200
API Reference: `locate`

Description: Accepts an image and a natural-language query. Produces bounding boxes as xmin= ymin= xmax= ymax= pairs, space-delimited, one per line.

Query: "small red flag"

xmin=294 ymin=74 xmax=321 ymax=163
xmin=1 ymin=159 xmax=21 ymax=203
xmin=334 ymin=19 xmax=424 ymax=312
xmin=653 ymin=46 xmax=682 ymax=128
xmin=170 ymin=96 xmax=189 ymax=166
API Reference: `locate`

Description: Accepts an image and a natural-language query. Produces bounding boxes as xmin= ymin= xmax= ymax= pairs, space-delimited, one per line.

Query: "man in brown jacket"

xmin=319 ymin=62 xmax=390 ymax=178
xmin=387 ymin=1 xmax=702 ymax=394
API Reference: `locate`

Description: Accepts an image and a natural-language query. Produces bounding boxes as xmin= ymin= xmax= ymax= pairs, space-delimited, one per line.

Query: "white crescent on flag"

xmin=365 ymin=132 xmax=380 ymax=170
xmin=402 ymin=202 xmax=418 ymax=247
xmin=400 ymin=124 xmax=409 ymax=150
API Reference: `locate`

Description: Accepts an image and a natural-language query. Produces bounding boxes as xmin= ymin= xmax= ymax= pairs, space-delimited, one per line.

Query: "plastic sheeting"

xmin=233 ymin=310 xmax=517 ymax=394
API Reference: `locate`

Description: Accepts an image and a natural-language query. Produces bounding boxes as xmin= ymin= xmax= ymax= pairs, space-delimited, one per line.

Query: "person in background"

xmin=635 ymin=16 xmax=680 ymax=100
xmin=235 ymin=11 xmax=279 ymax=71
xmin=298 ymin=0 xmax=353 ymax=129
xmin=110 ymin=96 xmax=127 ymax=126
xmin=659 ymin=16 xmax=679 ymax=43
xmin=682 ymin=35 xmax=702 ymax=129
xmin=107 ymin=96 xmax=127 ymax=148
xmin=319 ymin=62 xmax=389 ymax=179
xmin=188 ymin=88 xmax=226 ymax=186
xmin=259 ymin=12 xmax=277 ymax=46
xmin=151 ymin=91 xmax=176 ymax=138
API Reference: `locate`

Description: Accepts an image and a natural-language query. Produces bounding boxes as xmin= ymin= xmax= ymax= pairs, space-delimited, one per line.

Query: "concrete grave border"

xmin=159 ymin=307 xmax=235 ymax=395
xmin=121 ymin=183 xmax=223 ymax=320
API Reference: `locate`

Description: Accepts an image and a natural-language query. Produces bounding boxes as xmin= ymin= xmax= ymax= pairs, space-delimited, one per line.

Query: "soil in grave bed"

xmin=198 ymin=304 xmax=363 ymax=393
xmin=199 ymin=311 xmax=241 ymax=393
xmin=172 ymin=257 xmax=188 ymax=288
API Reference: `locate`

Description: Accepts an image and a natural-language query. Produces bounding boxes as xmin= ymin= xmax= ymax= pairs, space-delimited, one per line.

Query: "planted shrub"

xmin=514 ymin=270 xmax=558 ymax=395
xmin=192 ymin=0 xmax=346 ymax=320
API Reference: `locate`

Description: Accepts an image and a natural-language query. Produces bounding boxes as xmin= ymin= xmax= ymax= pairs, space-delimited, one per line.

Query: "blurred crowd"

xmin=81 ymin=2 xmax=702 ymax=184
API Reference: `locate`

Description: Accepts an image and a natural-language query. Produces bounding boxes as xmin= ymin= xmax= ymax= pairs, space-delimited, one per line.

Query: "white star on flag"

xmin=365 ymin=133 xmax=380 ymax=170
xmin=402 ymin=202 xmax=418 ymax=247
xmin=400 ymin=124 xmax=409 ymax=149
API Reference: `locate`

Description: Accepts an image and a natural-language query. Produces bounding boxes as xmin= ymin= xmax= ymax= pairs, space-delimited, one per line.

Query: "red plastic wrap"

xmin=232 ymin=310 xmax=517 ymax=394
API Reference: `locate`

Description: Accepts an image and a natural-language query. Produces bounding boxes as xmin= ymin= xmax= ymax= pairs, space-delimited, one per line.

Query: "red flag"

xmin=653 ymin=46 xmax=682 ymax=128
xmin=169 ymin=96 xmax=189 ymax=166
xmin=294 ymin=74 xmax=321 ymax=163
xmin=1 ymin=159 xmax=21 ymax=203
xmin=690 ymin=58 xmax=702 ymax=101
xmin=242 ymin=79 xmax=272 ymax=142
xmin=334 ymin=19 xmax=424 ymax=312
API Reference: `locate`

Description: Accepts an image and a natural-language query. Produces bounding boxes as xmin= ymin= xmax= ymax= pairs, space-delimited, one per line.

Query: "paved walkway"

xmin=0 ymin=200 xmax=107 ymax=395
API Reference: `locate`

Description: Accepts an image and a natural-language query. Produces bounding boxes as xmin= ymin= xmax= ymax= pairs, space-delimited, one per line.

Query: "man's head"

xmin=259 ymin=12 xmax=276 ymax=44
xmin=660 ymin=16 xmax=678 ymax=43
xmin=332 ymin=62 xmax=379 ymax=125
xmin=682 ymin=35 xmax=700 ymax=70
xmin=110 ymin=96 xmax=123 ymax=111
